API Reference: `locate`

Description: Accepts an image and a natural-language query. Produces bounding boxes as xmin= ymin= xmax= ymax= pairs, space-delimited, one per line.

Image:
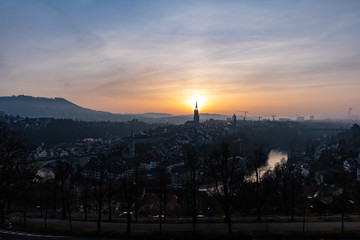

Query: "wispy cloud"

xmin=0 ymin=0 xmax=360 ymax=116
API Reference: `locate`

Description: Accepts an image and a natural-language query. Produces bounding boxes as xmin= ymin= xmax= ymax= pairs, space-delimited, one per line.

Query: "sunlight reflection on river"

xmin=245 ymin=150 xmax=288 ymax=182
xmin=267 ymin=150 xmax=288 ymax=171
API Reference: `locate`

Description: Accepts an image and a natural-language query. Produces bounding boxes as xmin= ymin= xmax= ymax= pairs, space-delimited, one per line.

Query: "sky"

xmin=1 ymin=0 xmax=360 ymax=119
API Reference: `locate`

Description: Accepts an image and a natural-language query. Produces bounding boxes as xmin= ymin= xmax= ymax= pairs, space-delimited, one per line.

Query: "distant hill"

xmin=0 ymin=95 xmax=144 ymax=122
xmin=0 ymin=95 xmax=230 ymax=123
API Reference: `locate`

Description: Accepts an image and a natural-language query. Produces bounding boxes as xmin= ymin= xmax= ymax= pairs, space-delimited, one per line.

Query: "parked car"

xmin=119 ymin=211 xmax=132 ymax=218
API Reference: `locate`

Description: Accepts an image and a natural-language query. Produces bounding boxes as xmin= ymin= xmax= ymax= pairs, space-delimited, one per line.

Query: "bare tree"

xmin=121 ymin=177 xmax=136 ymax=233
xmin=207 ymin=142 xmax=241 ymax=233
xmin=133 ymin=157 xmax=143 ymax=223
xmin=87 ymin=154 xmax=108 ymax=232
xmin=78 ymin=168 xmax=91 ymax=221
xmin=36 ymin=169 xmax=55 ymax=230
xmin=0 ymin=122 xmax=27 ymax=223
xmin=184 ymin=144 xmax=199 ymax=234
xmin=247 ymin=148 xmax=270 ymax=222
xmin=53 ymin=159 xmax=77 ymax=231
xmin=17 ymin=165 xmax=36 ymax=226
xmin=105 ymin=177 xmax=115 ymax=221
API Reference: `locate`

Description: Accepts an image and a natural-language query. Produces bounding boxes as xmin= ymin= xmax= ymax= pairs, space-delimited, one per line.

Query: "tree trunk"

xmin=7 ymin=197 xmax=12 ymax=214
xmin=108 ymin=199 xmax=112 ymax=221
xmin=192 ymin=195 xmax=197 ymax=234
xmin=97 ymin=201 xmax=102 ymax=232
xmin=134 ymin=192 xmax=138 ymax=223
xmin=61 ymin=197 xmax=66 ymax=219
xmin=84 ymin=203 xmax=88 ymax=221
xmin=192 ymin=216 xmax=196 ymax=234
xmin=44 ymin=188 xmax=49 ymax=230
xmin=254 ymin=160 xmax=261 ymax=223
xmin=192 ymin=167 xmax=197 ymax=234
xmin=44 ymin=207 xmax=48 ymax=230
xmin=228 ymin=220 xmax=232 ymax=233
xmin=159 ymin=195 xmax=162 ymax=235
xmin=0 ymin=201 xmax=5 ymax=223
xmin=163 ymin=193 xmax=167 ymax=223
xmin=291 ymin=176 xmax=295 ymax=221
xmin=224 ymin=204 xmax=232 ymax=233
xmin=341 ymin=208 xmax=345 ymax=233
xmin=126 ymin=204 xmax=132 ymax=233
xmin=23 ymin=198 xmax=27 ymax=226
xmin=256 ymin=205 xmax=262 ymax=222
xmin=67 ymin=203 xmax=72 ymax=232
xmin=52 ymin=192 xmax=57 ymax=218
xmin=135 ymin=169 xmax=138 ymax=223
xmin=302 ymin=197 xmax=306 ymax=234
xmin=23 ymin=206 xmax=27 ymax=226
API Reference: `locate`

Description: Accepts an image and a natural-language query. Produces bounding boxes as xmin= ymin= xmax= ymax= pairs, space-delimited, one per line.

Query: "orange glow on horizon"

xmin=75 ymin=84 xmax=356 ymax=118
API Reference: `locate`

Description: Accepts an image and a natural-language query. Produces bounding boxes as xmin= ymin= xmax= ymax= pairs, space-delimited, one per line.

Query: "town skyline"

xmin=1 ymin=94 xmax=358 ymax=121
xmin=1 ymin=0 xmax=360 ymax=118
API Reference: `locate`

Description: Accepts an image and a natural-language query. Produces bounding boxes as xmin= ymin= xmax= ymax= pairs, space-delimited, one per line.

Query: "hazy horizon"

xmin=1 ymin=94 xmax=359 ymax=121
xmin=1 ymin=0 xmax=360 ymax=118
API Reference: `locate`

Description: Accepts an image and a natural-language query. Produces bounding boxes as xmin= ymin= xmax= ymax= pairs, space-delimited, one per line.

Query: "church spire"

xmin=193 ymin=101 xmax=199 ymax=124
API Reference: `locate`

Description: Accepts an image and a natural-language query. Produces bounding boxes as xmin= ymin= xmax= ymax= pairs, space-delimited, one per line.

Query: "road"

xmin=0 ymin=230 xmax=70 ymax=240
xmin=2 ymin=219 xmax=360 ymax=239
xmin=11 ymin=217 xmax=360 ymax=231
xmin=0 ymin=230 xmax=117 ymax=240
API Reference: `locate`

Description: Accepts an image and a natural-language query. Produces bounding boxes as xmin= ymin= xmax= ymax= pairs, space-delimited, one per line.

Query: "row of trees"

xmin=1 ymin=122 xmax=360 ymax=234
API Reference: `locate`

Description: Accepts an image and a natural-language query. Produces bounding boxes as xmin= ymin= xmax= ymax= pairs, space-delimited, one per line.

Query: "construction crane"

xmin=263 ymin=114 xmax=276 ymax=121
xmin=237 ymin=111 xmax=248 ymax=121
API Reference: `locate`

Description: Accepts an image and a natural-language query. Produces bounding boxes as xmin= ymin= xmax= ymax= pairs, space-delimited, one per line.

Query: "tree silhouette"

xmin=184 ymin=144 xmax=200 ymax=234
xmin=86 ymin=154 xmax=108 ymax=232
xmin=53 ymin=159 xmax=77 ymax=231
xmin=121 ymin=177 xmax=136 ymax=233
xmin=247 ymin=148 xmax=269 ymax=222
xmin=0 ymin=122 xmax=27 ymax=223
xmin=206 ymin=142 xmax=241 ymax=233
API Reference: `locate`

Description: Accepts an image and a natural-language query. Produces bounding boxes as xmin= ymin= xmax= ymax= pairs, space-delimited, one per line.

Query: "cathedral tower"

xmin=193 ymin=101 xmax=199 ymax=124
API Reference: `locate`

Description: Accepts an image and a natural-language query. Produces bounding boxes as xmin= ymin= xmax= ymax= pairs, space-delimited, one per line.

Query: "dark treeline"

xmin=1 ymin=119 xmax=360 ymax=234
xmin=3 ymin=117 xmax=163 ymax=146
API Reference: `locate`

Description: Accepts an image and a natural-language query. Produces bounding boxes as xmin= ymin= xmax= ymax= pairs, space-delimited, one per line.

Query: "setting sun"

xmin=187 ymin=94 xmax=207 ymax=111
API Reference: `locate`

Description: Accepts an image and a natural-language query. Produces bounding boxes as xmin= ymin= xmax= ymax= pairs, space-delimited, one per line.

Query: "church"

xmin=185 ymin=101 xmax=200 ymax=125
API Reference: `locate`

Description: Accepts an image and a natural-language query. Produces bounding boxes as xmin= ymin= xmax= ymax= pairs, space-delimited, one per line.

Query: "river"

xmin=267 ymin=150 xmax=288 ymax=170
xmin=245 ymin=150 xmax=288 ymax=181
